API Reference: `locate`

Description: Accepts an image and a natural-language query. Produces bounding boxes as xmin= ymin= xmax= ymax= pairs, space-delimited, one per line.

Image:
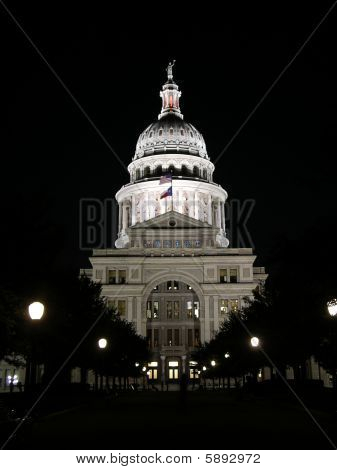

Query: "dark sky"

xmin=1 ymin=3 xmax=337 ymax=279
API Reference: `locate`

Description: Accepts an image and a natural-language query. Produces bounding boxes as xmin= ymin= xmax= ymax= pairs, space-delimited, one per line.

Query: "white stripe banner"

xmin=0 ymin=450 xmax=336 ymax=469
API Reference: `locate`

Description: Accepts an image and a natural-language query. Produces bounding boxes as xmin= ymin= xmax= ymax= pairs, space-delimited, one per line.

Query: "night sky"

xmin=1 ymin=3 xmax=337 ymax=282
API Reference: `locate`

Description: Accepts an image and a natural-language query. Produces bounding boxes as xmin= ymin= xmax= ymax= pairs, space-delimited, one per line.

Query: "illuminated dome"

xmin=133 ymin=62 xmax=208 ymax=161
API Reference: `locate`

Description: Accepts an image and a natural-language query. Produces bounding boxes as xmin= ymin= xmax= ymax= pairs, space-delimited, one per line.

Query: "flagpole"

xmin=171 ymin=170 xmax=173 ymax=212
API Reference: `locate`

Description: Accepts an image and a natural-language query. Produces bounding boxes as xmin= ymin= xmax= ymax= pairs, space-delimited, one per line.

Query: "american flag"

xmin=159 ymin=174 xmax=172 ymax=185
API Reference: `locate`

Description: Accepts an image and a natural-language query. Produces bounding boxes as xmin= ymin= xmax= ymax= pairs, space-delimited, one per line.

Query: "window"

xmin=180 ymin=129 xmax=184 ymax=136
xmin=153 ymin=301 xmax=159 ymax=319
xmin=163 ymin=240 xmax=172 ymax=248
xmin=173 ymin=301 xmax=180 ymax=319
xmin=153 ymin=285 xmax=158 ymax=291
xmin=193 ymin=166 xmax=199 ymax=177
xmin=175 ymin=240 xmax=181 ymax=248
xmin=184 ymin=240 xmax=192 ymax=248
xmin=136 ymin=169 xmax=141 ymax=180
xmin=153 ymin=329 xmax=159 ymax=347
xmin=117 ymin=300 xmax=126 ymax=316
xmin=146 ymin=301 xmax=152 ymax=319
xmin=146 ymin=329 xmax=152 ymax=348
xmin=173 ymin=281 xmax=179 ymax=290
xmin=194 ymin=329 xmax=200 ymax=346
xmin=118 ymin=270 xmax=126 ymax=284
xmin=194 ymin=301 xmax=200 ymax=319
xmin=188 ymin=329 xmax=193 ymax=347
xmin=108 ymin=270 xmax=116 ymax=284
xmin=159 ymin=129 xmax=163 ymax=136
xmin=220 ymin=299 xmax=229 ymax=314
xmin=167 ymin=301 xmax=172 ymax=319
xmin=230 ymin=269 xmax=238 ymax=283
xmin=154 ymin=240 xmax=161 ymax=248
xmin=147 ymin=369 xmax=158 ymax=380
xmin=220 ymin=269 xmax=227 ymax=283
xmin=167 ymin=281 xmax=172 ymax=291
xmin=144 ymin=166 xmax=151 ymax=177
xmin=170 ymin=127 xmax=173 ymax=135
xmin=174 ymin=329 xmax=179 ymax=346
xmin=230 ymin=299 xmax=239 ymax=312
xmin=168 ymin=361 xmax=179 ymax=380
xmin=167 ymin=329 xmax=173 ymax=346
xmin=187 ymin=301 xmax=193 ymax=318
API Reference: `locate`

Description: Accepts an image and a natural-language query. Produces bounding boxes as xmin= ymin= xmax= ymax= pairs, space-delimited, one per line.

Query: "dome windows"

xmin=159 ymin=129 xmax=163 ymax=136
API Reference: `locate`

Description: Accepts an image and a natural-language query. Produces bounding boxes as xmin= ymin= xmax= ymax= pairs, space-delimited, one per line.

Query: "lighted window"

xmin=169 ymin=369 xmax=179 ymax=380
xmin=146 ymin=301 xmax=152 ymax=319
xmin=220 ymin=269 xmax=227 ymax=283
xmin=187 ymin=301 xmax=193 ymax=318
xmin=230 ymin=299 xmax=239 ymax=312
xmin=117 ymin=300 xmax=126 ymax=316
xmin=153 ymin=301 xmax=159 ymax=319
xmin=220 ymin=299 xmax=229 ymax=314
xmin=147 ymin=369 xmax=158 ymax=380
xmin=148 ymin=362 xmax=158 ymax=367
xmin=169 ymin=361 xmax=179 ymax=367
xmin=194 ymin=301 xmax=200 ymax=319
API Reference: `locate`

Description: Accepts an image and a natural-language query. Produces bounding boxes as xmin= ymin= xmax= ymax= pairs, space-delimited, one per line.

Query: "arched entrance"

xmin=145 ymin=279 xmax=201 ymax=387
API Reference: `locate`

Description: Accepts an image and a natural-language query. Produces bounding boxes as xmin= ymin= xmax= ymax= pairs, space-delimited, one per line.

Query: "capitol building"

xmin=81 ymin=62 xmax=268 ymax=386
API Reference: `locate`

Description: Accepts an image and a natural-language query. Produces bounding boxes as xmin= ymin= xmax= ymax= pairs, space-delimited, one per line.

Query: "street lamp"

xmin=327 ymin=299 xmax=337 ymax=317
xmin=211 ymin=360 xmax=216 ymax=367
xmin=202 ymin=366 xmax=207 ymax=371
xmin=250 ymin=336 xmax=260 ymax=348
xmin=25 ymin=301 xmax=45 ymax=391
xmin=224 ymin=352 xmax=230 ymax=359
xmin=28 ymin=301 xmax=45 ymax=320
xmin=135 ymin=362 xmax=140 ymax=367
xmin=98 ymin=338 xmax=107 ymax=349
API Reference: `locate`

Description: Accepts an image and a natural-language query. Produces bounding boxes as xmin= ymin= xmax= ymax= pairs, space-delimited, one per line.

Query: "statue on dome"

xmin=166 ymin=60 xmax=176 ymax=80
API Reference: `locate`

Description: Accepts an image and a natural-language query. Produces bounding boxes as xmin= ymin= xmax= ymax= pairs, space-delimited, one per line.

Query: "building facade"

xmin=81 ymin=63 xmax=270 ymax=386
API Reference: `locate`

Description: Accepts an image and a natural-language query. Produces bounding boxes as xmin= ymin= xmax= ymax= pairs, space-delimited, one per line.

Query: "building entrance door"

xmin=168 ymin=360 xmax=179 ymax=381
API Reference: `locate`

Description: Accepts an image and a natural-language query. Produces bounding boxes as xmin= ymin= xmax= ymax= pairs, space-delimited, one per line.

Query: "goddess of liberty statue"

xmin=166 ymin=60 xmax=176 ymax=80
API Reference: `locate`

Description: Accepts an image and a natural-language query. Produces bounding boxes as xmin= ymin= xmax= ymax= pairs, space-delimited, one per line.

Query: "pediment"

xmin=132 ymin=211 xmax=211 ymax=229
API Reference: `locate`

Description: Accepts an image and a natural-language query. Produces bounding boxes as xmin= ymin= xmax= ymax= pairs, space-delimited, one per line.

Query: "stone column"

xmin=136 ymin=297 xmax=142 ymax=336
xmin=217 ymin=200 xmax=221 ymax=228
xmin=182 ymin=355 xmax=186 ymax=374
xmin=207 ymin=194 xmax=212 ymax=225
xmin=122 ymin=202 xmax=128 ymax=230
xmin=118 ymin=202 xmax=122 ymax=233
xmin=131 ymin=194 xmax=136 ymax=226
xmin=127 ymin=297 xmax=133 ymax=323
xmin=160 ymin=355 xmax=166 ymax=389
xmin=222 ymin=202 xmax=226 ymax=231
xmin=194 ymin=192 xmax=199 ymax=220
xmin=204 ymin=296 xmax=210 ymax=342
xmin=213 ymin=296 xmax=219 ymax=333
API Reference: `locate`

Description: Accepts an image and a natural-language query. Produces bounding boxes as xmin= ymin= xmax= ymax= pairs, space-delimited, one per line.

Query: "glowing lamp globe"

xmin=98 ymin=338 xmax=107 ymax=349
xmin=202 ymin=366 xmax=207 ymax=371
xmin=211 ymin=360 xmax=216 ymax=367
xmin=250 ymin=337 xmax=260 ymax=348
xmin=28 ymin=302 xmax=45 ymax=320
xmin=327 ymin=299 xmax=337 ymax=317
xmin=224 ymin=353 xmax=230 ymax=359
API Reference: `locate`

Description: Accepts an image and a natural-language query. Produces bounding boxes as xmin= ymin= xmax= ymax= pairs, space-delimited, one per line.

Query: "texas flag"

xmin=160 ymin=186 xmax=173 ymax=199
xmin=159 ymin=174 xmax=172 ymax=185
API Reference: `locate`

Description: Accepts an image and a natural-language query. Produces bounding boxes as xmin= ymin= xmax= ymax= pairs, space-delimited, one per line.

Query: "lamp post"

xmin=97 ymin=338 xmax=107 ymax=391
xmin=25 ymin=301 xmax=45 ymax=392
xmin=326 ymin=300 xmax=337 ymax=392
